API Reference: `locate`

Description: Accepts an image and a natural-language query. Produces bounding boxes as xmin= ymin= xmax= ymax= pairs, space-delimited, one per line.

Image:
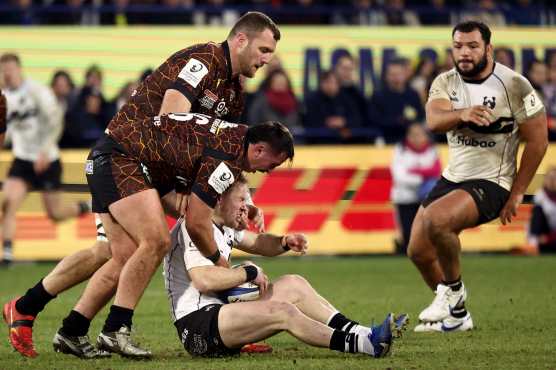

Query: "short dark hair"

xmin=51 ymin=70 xmax=75 ymax=89
xmin=0 ymin=53 xmax=21 ymax=66
xmin=452 ymin=21 xmax=491 ymax=45
xmin=245 ymin=121 xmax=294 ymax=161
xmin=223 ymin=173 xmax=248 ymax=196
xmin=228 ymin=12 xmax=281 ymax=42
xmin=85 ymin=64 xmax=102 ymax=80
xmin=319 ymin=70 xmax=336 ymax=82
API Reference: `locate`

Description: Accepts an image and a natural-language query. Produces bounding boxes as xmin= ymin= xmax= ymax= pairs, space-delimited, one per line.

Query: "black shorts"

xmin=174 ymin=304 xmax=240 ymax=358
xmin=422 ymin=177 xmax=510 ymax=225
xmin=86 ymin=135 xmax=153 ymax=213
xmin=7 ymin=158 xmax=62 ymax=191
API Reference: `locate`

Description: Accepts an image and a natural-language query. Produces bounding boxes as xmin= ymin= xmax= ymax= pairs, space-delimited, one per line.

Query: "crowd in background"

xmin=18 ymin=48 xmax=554 ymax=148
xmin=0 ymin=0 xmax=555 ymax=26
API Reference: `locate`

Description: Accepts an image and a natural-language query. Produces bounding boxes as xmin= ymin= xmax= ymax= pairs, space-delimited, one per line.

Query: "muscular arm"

xmin=236 ymin=231 xmax=308 ymax=257
xmin=188 ymin=265 xmax=249 ymax=294
xmin=511 ymin=113 xmax=548 ymax=195
xmin=426 ymin=99 xmax=493 ymax=133
xmin=500 ymin=112 xmax=548 ymax=224
xmin=185 ymin=193 xmax=228 ymax=266
xmin=159 ymin=89 xmax=192 ymax=115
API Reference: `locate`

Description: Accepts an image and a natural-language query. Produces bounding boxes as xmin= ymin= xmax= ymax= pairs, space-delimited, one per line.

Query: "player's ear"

xmin=235 ymin=32 xmax=249 ymax=50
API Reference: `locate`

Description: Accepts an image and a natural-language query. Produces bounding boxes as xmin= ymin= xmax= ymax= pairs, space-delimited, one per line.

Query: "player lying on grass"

xmin=2 ymin=190 xmax=264 ymax=358
xmin=164 ymin=175 xmax=408 ymax=358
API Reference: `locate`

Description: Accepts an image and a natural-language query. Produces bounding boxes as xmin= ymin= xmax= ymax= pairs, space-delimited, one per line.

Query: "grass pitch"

xmin=1 ymin=255 xmax=555 ymax=370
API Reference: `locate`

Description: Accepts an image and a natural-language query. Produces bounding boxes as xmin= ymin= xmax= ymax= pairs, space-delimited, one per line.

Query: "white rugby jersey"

xmin=428 ymin=63 xmax=545 ymax=190
xmin=3 ymin=79 xmax=62 ymax=161
xmin=163 ymin=218 xmax=244 ymax=322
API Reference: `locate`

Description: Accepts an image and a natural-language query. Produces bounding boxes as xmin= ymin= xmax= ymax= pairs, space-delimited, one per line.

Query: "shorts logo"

xmin=208 ymin=162 xmax=235 ymax=194
xmin=181 ymin=328 xmax=189 ymax=344
xmin=85 ymin=160 xmax=94 ymax=175
xmin=140 ymin=162 xmax=152 ymax=183
xmin=178 ymin=58 xmax=209 ymax=88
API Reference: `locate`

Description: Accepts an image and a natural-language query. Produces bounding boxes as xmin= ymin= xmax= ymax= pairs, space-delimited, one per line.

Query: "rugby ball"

xmin=219 ymin=282 xmax=260 ymax=303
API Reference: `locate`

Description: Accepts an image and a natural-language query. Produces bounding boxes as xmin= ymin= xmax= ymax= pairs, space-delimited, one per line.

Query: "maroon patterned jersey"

xmin=108 ymin=113 xmax=248 ymax=208
xmin=0 ymin=91 xmax=6 ymax=134
xmin=108 ymin=41 xmax=244 ymax=133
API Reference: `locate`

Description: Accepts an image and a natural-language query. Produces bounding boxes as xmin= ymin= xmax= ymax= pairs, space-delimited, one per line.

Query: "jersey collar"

xmin=461 ymin=62 xmax=496 ymax=84
xmin=222 ymin=40 xmax=233 ymax=81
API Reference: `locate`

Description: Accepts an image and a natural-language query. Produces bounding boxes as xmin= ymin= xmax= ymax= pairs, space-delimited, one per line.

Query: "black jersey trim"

xmin=191 ymin=184 xmax=217 ymax=208
xmin=202 ymin=147 xmax=236 ymax=161
xmin=221 ymin=40 xmax=232 ymax=81
xmin=169 ymin=82 xmax=198 ymax=105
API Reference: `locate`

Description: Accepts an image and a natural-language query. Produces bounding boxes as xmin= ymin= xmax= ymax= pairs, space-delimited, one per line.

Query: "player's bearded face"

xmin=453 ymin=47 xmax=488 ymax=78
xmin=238 ymin=42 xmax=259 ymax=78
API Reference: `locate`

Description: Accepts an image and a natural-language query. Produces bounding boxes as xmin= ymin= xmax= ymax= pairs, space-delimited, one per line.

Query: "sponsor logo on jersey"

xmin=453 ymin=135 xmax=496 ymax=148
xmin=210 ymin=119 xmax=238 ymax=134
xmin=178 ymin=58 xmax=209 ymax=88
xmin=208 ymin=162 xmax=235 ymax=194
xmin=215 ymin=100 xmax=229 ymax=117
xmin=524 ymin=90 xmax=543 ymax=117
xmin=199 ymin=89 xmax=218 ymax=110
xmin=483 ymin=96 xmax=496 ymax=109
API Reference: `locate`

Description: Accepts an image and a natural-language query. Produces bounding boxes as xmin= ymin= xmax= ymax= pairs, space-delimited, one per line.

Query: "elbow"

xmin=192 ymin=278 xmax=211 ymax=294
xmin=425 ymin=119 xmax=443 ymax=134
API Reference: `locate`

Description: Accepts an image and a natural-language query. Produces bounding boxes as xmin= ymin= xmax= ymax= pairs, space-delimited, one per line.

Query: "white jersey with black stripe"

xmin=428 ymin=63 xmax=545 ymax=191
xmin=163 ymin=218 xmax=244 ymax=322
xmin=2 ymin=79 xmax=62 ymax=162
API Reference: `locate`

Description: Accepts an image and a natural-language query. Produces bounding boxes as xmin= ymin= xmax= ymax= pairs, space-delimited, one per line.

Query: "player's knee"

xmin=407 ymin=242 xmax=435 ymax=265
xmin=144 ymin=232 xmax=171 ymax=256
xmin=45 ymin=208 xmax=63 ymax=223
xmin=423 ymin=209 xmax=450 ymax=239
xmin=91 ymin=241 xmax=111 ymax=263
xmin=280 ymin=274 xmax=308 ymax=297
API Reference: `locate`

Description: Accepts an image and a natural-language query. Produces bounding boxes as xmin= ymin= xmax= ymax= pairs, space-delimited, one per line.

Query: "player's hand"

xmin=176 ymin=192 xmax=189 ymax=217
xmin=215 ymin=255 xmax=230 ymax=268
xmin=33 ymin=153 xmax=50 ymax=174
xmin=284 ymin=233 xmax=308 ymax=254
xmin=499 ymin=193 xmax=523 ymax=225
xmin=243 ymin=261 xmax=268 ymax=293
xmin=460 ymin=105 xmax=495 ymax=127
xmin=247 ymin=204 xmax=265 ymax=233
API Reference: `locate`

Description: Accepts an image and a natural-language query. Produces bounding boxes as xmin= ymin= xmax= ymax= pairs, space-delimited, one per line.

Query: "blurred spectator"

xmin=0 ymin=0 xmax=39 ymax=25
xmin=419 ymin=0 xmax=452 ymax=25
xmin=139 ymin=68 xmax=153 ymax=83
xmin=278 ymin=0 xmax=329 ymax=25
xmin=384 ymin=0 xmax=419 ymax=26
xmin=462 ymin=0 xmax=506 ymax=27
xmin=507 ymin=0 xmax=543 ymax=26
xmin=333 ymin=52 xmax=369 ymax=128
xmin=494 ymin=47 xmax=515 ymax=69
xmin=248 ymin=69 xmax=301 ymax=134
xmin=62 ymin=86 xmax=111 ymax=148
xmin=544 ymin=63 xmax=556 ymax=141
xmin=303 ymin=70 xmax=364 ymax=144
xmin=527 ymin=167 xmax=556 ymax=254
xmin=61 ymin=64 xmax=110 ymax=147
xmin=369 ymin=59 xmax=424 ymax=143
xmin=526 ymin=59 xmax=548 ymax=101
xmin=341 ymin=0 xmax=385 ymax=25
xmin=193 ymin=0 xmax=238 ymax=26
xmin=50 ymin=70 xmax=76 ymax=117
xmin=112 ymin=80 xmax=139 ymax=112
xmin=45 ymin=0 xmax=99 ymax=25
xmin=390 ymin=123 xmax=441 ymax=254
xmin=438 ymin=49 xmax=455 ymax=73
xmin=410 ymin=57 xmax=438 ymax=105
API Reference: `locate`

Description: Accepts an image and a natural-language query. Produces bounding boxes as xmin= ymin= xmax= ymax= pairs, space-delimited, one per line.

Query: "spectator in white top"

xmin=528 ymin=167 xmax=556 ymax=254
xmin=390 ymin=123 xmax=441 ymax=254
xmin=0 ymin=53 xmax=90 ymax=266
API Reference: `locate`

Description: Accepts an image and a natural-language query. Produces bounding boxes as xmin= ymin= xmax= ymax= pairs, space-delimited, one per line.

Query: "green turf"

xmin=1 ymin=255 xmax=555 ymax=369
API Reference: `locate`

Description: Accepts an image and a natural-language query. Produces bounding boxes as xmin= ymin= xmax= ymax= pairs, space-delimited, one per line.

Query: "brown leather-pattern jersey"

xmin=0 ymin=91 xmax=6 ymax=135
xmin=108 ymin=113 xmax=248 ymax=208
xmin=108 ymin=41 xmax=244 ymax=133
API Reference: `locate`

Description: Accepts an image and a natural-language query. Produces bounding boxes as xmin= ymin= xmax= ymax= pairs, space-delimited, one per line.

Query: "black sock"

xmin=78 ymin=201 xmax=90 ymax=216
xmin=60 ymin=310 xmax=91 ymax=337
xmin=443 ymin=277 xmax=462 ymax=291
xmin=3 ymin=240 xmax=13 ymax=261
xmin=103 ymin=305 xmax=134 ymax=333
xmin=329 ymin=330 xmax=358 ymax=353
xmin=328 ymin=312 xmax=360 ymax=333
xmin=15 ymin=279 xmax=56 ymax=316
xmin=451 ymin=306 xmax=468 ymax=318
